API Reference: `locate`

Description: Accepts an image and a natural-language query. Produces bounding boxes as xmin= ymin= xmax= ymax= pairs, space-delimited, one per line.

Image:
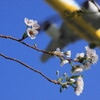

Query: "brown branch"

xmin=0 ymin=35 xmax=53 ymax=54
xmin=0 ymin=35 xmax=79 ymax=62
xmin=0 ymin=53 xmax=60 ymax=84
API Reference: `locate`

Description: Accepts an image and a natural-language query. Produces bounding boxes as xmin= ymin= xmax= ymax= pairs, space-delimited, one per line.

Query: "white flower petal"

xmin=75 ymin=53 xmax=85 ymax=60
xmin=75 ymin=86 xmax=83 ymax=96
xmin=56 ymin=48 xmax=61 ymax=52
xmin=54 ymin=48 xmax=64 ymax=56
xmin=24 ymin=18 xmax=28 ymax=24
xmin=32 ymin=29 xmax=38 ymax=35
xmin=83 ymin=62 xmax=91 ymax=70
xmin=27 ymin=28 xmax=38 ymax=39
xmin=24 ymin=18 xmax=40 ymax=28
xmin=60 ymin=59 xmax=69 ymax=66
xmin=65 ymin=51 xmax=71 ymax=57
xmin=32 ymin=24 xmax=40 ymax=30
xmin=72 ymin=67 xmax=83 ymax=74
xmin=24 ymin=18 xmax=35 ymax=26
xmin=30 ymin=36 xmax=36 ymax=39
xmin=70 ymin=78 xmax=75 ymax=83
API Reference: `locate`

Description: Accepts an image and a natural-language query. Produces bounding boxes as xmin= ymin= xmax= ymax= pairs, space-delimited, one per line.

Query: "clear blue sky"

xmin=0 ymin=0 xmax=100 ymax=100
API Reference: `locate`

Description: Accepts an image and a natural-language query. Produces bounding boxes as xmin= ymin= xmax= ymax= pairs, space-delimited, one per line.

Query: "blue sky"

xmin=0 ymin=0 xmax=100 ymax=100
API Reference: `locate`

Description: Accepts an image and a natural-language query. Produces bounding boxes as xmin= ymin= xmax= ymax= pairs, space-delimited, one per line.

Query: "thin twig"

xmin=0 ymin=53 xmax=60 ymax=84
xmin=0 ymin=35 xmax=79 ymax=62
xmin=0 ymin=35 xmax=55 ymax=54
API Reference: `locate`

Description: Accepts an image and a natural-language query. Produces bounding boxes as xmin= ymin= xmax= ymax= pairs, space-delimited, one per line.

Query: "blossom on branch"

xmin=73 ymin=46 xmax=98 ymax=72
xmin=24 ymin=18 xmax=35 ymax=26
xmin=54 ymin=48 xmax=71 ymax=66
xmin=85 ymin=46 xmax=98 ymax=64
xmin=69 ymin=78 xmax=75 ymax=83
xmin=24 ymin=18 xmax=40 ymax=39
xmin=83 ymin=62 xmax=91 ymax=70
xmin=60 ymin=58 xmax=69 ymax=66
xmin=24 ymin=18 xmax=40 ymax=28
xmin=26 ymin=28 xmax=38 ymax=39
xmin=75 ymin=76 xmax=84 ymax=96
xmin=75 ymin=53 xmax=85 ymax=60
xmin=64 ymin=50 xmax=71 ymax=57
xmin=54 ymin=48 xmax=64 ymax=56
xmin=72 ymin=66 xmax=83 ymax=74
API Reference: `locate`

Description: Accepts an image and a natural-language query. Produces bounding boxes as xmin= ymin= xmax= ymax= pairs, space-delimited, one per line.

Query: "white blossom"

xmin=75 ymin=76 xmax=84 ymax=96
xmin=69 ymin=78 xmax=75 ymax=83
xmin=85 ymin=46 xmax=98 ymax=64
xmin=75 ymin=53 xmax=85 ymax=60
xmin=54 ymin=48 xmax=64 ymax=56
xmin=24 ymin=18 xmax=40 ymax=39
xmin=27 ymin=28 xmax=38 ymax=39
xmin=76 ymin=53 xmax=85 ymax=58
xmin=24 ymin=18 xmax=40 ymax=29
xmin=83 ymin=62 xmax=91 ymax=70
xmin=54 ymin=48 xmax=69 ymax=66
xmin=24 ymin=18 xmax=35 ymax=26
xmin=72 ymin=67 xmax=83 ymax=74
xmin=60 ymin=58 xmax=69 ymax=66
xmin=32 ymin=21 xmax=40 ymax=30
xmin=65 ymin=51 xmax=71 ymax=57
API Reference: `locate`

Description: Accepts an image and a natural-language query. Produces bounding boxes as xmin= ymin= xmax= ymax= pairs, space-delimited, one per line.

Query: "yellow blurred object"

xmin=45 ymin=0 xmax=100 ymax=45
xmin=96 ymin=29 xmax=100 ymax=38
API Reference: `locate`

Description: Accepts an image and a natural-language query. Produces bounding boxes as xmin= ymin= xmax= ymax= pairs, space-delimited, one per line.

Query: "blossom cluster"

xmin=72 ymin=46 xmax=98 ymax=74
xmin=56 ymin=70 xmax=84 ymax=96
xmin=75 ymin=76 xmax=84 ymax=96
xmin=24 ymin=18 xmax=40 ymax=39
xmin=54 ymin=48 xmax=71 ymax=66
xmin=54 ymin=46 xmax=98 ymax=73
xmin=54 ymin=46 xmax=98 ymax=96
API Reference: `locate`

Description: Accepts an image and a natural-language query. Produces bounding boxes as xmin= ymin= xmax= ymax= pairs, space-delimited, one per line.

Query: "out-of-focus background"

xmin=0 ymin=0 xmax=100 ymax=100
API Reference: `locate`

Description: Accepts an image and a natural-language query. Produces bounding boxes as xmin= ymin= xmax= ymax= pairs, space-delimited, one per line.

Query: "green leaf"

xmin=69 ymin=61 xmax=73 ymax=66
xmin=65 ymin=76 xmax=69 ymax=81
xmin=71 ymin=67 xmax=75 ymax=73
xmin=70 ymin=75 xmax=84 ymax=79
xmin=60 ymin=87 xmax=62 ymax=93
xmin=22 ymin=32 xmax=28 ymax=39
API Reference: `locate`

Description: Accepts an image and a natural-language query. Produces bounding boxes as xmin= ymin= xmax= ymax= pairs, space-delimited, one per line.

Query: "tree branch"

xmin=0 ymin=35 xmax=53 ymax=54
xmin=0 ymin=53 xmax=60 ymax=84
xmin=0 ymin=35 xmax=79 ymax=62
